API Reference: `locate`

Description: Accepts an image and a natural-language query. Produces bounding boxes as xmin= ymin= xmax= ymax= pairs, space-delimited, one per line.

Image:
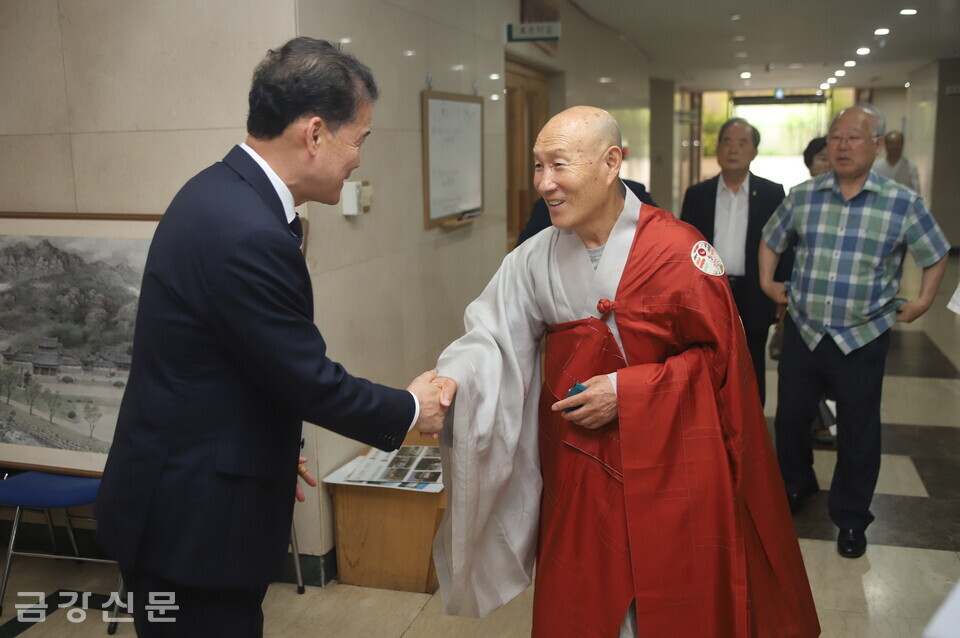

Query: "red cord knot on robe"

xmin=597 ymin=298 xmax=618 ymax=319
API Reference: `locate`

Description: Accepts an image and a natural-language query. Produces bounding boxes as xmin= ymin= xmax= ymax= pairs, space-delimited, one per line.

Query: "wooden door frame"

xmin=505 ymin=56 xmax=552 ymax=249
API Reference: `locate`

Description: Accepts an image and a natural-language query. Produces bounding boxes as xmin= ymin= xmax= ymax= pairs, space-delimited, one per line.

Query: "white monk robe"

xmin=433 ymin=185 xmax=641 ymax=622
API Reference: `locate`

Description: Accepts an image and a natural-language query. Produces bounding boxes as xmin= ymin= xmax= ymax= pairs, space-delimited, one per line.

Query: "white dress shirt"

xmin=713 ymin=173 xmax=750 ymax=276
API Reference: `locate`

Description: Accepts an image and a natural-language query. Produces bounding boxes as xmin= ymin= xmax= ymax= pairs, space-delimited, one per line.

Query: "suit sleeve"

xmin=679 ymin=186 xmax=696 ymax=223
xmin=208 ymin=224 xmax=413 ymax=449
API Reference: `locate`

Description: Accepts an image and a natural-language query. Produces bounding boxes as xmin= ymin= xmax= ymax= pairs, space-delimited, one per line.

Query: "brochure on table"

xmin=323 ymin=445 xmax=443 ymax=493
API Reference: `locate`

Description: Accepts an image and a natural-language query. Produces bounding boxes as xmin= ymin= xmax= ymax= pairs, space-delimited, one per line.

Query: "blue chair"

xmin=0 ymin=471 xmax=114 ymax=617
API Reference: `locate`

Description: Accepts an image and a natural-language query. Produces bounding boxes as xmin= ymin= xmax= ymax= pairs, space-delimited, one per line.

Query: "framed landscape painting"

xmin=0 ymin=212 xmax=160 ymax=476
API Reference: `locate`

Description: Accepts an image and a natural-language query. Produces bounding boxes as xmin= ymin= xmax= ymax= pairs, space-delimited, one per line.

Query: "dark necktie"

xmin=289 ymin=213 xmax=303 ymax=248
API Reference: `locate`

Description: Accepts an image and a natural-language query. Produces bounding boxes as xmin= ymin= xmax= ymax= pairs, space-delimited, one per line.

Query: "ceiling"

xmin=572 ymin=0 xmax=960 ymax=92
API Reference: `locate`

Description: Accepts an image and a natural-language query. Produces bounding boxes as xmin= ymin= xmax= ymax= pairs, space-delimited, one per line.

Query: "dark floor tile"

xmin=885 ymin=329 xmax=960 ymax=379
xmin=790 ymin=491 xmax=960 ymax=552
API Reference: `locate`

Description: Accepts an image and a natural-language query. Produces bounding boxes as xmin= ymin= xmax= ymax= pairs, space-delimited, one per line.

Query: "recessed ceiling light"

xmin=827 ymin=77 xmax=838 ymax=84
xmin=734 ymin=51 xmax=748 ymax=58
xmin=488 ymin=73 xmax=501 ymax=80
xmin=402 ymin=50 xmax=416 ymax=57
xmin=835 ymin=70 xmax=846 ymax=77
xmin=730 ymin=13 xmax=741 ymax=20
xmin=338 ymin=37 xmax=352 ymax=44
xmin=733 ymin=35 xmax=745 ymax=42
xmin=904 ymin=82 xmax=911 ymax=88
xmin=857 ymin=47 xmax=871 ymax=55
xmin=452 ymin=64 xmax=464 ymax=71
xmin=599 ymin=76 xmax=613 ymax=84
xmin=820 ymin=83 xmax=830 ymax=90
xmin=490 ymin=94 xmax=500 ymax=101
xmin=900 ymin=9 xmax=917 ymax=16
xmin=788 ymin=63 xmax=803 ymax=69
xmin=844 ymin=60 xmax=856 ymax=67
xmin=740 ymin=71 xmax=752 ymax=79
xmin=874 ymin=28 xmax=890 ymax=35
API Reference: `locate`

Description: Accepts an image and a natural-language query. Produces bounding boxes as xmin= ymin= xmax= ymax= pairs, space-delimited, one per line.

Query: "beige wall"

xmin=0 ymin=0 xmax=296 ymax=213
xmin=871 ymin=88 xmax=909 ymax=135
xmin=648 ymin=79 xmax=675 ymax=210
xmin=906 ymin=62 xmax=939 ymax=204
xmin=0 ymin=0 xmax=651 ymax=559
xmin=932 ymin=58 xmax=960 ymax=247
xmin=907 ymin=59 xmax=960 ymax=247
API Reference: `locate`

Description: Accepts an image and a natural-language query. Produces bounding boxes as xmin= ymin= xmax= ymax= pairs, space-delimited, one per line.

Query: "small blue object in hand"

xmin=563 ymin=382 xmax=587 ymax=412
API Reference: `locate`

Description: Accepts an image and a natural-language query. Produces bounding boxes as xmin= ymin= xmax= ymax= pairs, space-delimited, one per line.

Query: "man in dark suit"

xmin=681 ymin=118 xmax=786 ymax=405
xmin=95 ymin=38 xmax=446 ymax=637
xmin=516 ymin=178 xmax=657 ymax=246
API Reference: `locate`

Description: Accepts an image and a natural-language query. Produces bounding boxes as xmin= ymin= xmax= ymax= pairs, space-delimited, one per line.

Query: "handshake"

xmin=407 ymin=370 xmax=458 ymax=437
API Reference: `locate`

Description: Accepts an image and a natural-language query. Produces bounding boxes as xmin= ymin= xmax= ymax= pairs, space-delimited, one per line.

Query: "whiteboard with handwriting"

xmin=422 ymin=91 xmax=483 ymax=227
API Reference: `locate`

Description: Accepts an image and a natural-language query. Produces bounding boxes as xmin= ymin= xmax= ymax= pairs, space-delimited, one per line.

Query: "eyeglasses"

xmin=827 ymin=134 xmax=880 ymax=146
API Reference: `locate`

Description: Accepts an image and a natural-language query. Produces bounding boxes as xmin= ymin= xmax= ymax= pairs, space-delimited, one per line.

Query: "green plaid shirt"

xmin=762 ymin=171 xmax=949 ymax=354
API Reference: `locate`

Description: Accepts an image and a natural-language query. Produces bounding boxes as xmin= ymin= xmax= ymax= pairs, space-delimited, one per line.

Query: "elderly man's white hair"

xmin=831 ymin=102 xmax=886 ymax=139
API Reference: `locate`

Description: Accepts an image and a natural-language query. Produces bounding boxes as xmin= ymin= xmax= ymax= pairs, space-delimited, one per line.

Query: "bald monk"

xmin=431 ymin=106 xmax=820 ymax=637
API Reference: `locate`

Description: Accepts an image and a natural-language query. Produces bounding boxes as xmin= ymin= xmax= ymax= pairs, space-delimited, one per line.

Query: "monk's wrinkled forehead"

xmin=534 ymin=106 xmax=619 ymax=158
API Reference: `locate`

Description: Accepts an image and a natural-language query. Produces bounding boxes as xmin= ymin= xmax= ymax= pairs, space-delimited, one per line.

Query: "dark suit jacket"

xmin=516 ymin=179 xmax=658 ymax=247
xmin=680 ymin=172 xmax=787 ymax=335
xmin=96 ymin=146 xmax=414 ymax=588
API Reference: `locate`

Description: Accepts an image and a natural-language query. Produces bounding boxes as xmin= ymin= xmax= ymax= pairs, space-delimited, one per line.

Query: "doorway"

xmin=505 ymin=58 xmax=550 ymax=249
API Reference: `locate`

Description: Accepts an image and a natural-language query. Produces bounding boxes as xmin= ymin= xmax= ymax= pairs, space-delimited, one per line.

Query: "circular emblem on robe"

xmin=690 ymin=240 xmax=725 ymax=276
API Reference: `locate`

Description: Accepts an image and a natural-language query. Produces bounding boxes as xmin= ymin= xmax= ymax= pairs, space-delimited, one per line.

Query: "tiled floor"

xmin=3 ymin=257 xmax=958 ymax=637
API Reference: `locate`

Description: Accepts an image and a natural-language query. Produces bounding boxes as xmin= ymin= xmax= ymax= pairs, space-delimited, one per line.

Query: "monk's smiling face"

xmin=533 ymin=107 xmax=622 ymax=233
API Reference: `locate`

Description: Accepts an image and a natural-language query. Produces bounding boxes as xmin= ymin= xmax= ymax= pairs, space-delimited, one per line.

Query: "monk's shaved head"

xmin=537 ymin=106 xmax=621 ymax=155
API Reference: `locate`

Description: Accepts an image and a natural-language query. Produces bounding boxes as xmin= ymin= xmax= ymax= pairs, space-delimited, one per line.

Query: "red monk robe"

xmin=535 ymin=206 xmax=819 ymax=637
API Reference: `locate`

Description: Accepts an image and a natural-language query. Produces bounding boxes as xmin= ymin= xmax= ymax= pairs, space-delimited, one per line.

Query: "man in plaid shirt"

xmin=758 ymin=103 xmax=949 ymax=560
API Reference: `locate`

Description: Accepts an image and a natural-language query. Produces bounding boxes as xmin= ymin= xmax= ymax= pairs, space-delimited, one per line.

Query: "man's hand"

xmin=295 ymin=456 xmax=318 ymax=503
xmin=407 ymin=369 xmax=452 ymax=438
xmin=896 ymin=299 xmax=928 ymax=323
xmin=761 ymin=280 xmax=788 ymax=305
xmin=433 ymin=376 xmax=458 ymax=410
xmin=775 ymin=302 xmax=788 ymax=322
xmin=550 ymin=375 xmax=618 ymax=430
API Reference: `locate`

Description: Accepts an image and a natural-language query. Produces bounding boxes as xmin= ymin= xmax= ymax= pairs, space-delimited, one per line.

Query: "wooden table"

xmin=328 ymin=435 xmax=447 ymax=593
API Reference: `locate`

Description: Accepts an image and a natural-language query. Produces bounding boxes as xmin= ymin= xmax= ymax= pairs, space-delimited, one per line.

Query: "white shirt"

xmin=238 ymin=143 xmax=421 ymax=429
xmin=874 ymin=155 xmax=921 ymax=194
xmin=713 ymin=173 xmax=750 ymax=276
xmin=239 ymin=143 xmax=297 ymax=224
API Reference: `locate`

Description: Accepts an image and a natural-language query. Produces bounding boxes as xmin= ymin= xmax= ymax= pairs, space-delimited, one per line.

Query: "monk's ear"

xmin=604 ymin=146 xmax=623 ymax=182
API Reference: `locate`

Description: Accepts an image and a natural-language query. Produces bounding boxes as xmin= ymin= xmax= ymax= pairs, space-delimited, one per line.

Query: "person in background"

xmin=760 ymin=104 xmax=949 ymax=559
xmin=803 ymin=135 xmax=831 ymax=178
xmin=681 ymin=117 xmax=788 ymax=406
xmin=432 ymin=106 xmax=819 ymax=637
xmin=95 ymin=38 xmax=447 ymax=637
xmin=873 ymin=130 xmax=921 ymax=193
xmin=516 ymin=178 xmax=657 ymax=247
